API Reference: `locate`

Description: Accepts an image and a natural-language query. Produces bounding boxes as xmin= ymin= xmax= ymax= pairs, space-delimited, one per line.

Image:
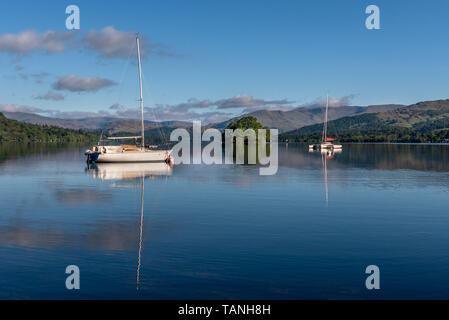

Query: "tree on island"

xmin=226 ymin=116 xmax=270 ymax=140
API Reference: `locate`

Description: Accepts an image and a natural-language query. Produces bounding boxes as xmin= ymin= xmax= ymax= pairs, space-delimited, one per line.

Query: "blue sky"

xmin=0 ymin=0 xmax=448 ymax=122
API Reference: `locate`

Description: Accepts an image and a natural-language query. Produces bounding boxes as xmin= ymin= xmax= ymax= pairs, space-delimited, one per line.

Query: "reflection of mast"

xmin=136 ymin=176 xmax=144 ymax=290
xmin=84 ymin=163 xmax=172 ymax=290
xmin=321 ymin=152 xmax=328 ymax=205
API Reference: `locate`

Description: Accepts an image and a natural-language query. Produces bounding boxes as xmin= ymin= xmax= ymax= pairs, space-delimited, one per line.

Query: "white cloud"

xmin=0 ymin=30 xmax=75 ymax=54
xmin=47 ymin=111 xmax=107 ymax=119
xmin=145 ymin=95 xmax=293 ymax=123
xmin=0 ymin=93 xmax=295 ymax=124
xmin=0 ymin=104 xmax=52 ymax=114
xmin=53 ymin=75 xmax=117 ymax=92
xmin=241 ymin=104 xmax=295 ymax=113
xmin=84 ymin=26 xmax=176 ymax=59
xmin=215 ymin=94 xmax=292 ymax=109
xmin=0 ymin=27 xmax=176 ymax=60
xmin=109 ymin=103 xmax=123 ymax=110
xmin=19 ymin=72 xmax=50 ymax=83
xmin=34 ymin=91 xmax=65 ymax=101
xmin=304 ymin=94 xmax=357 ymax=108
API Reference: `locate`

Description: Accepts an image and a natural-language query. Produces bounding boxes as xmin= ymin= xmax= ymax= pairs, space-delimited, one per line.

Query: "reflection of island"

xmin=280 ymin=143 xmax=449 ymax=172
xmin=86 ymin=162 xmax=172 ymax=290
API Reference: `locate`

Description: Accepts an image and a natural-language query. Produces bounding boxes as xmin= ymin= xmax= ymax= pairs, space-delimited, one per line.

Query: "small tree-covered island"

xmin=226 ymin=116 xmax=271 ymax=141
xmin=223 ymin=116 xmax=273 ymax=168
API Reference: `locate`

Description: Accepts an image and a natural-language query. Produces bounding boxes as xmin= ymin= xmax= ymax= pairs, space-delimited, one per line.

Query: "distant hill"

xmin=0 ymin=112 xmax=98 ymax=143
xmin=210 ymin=104 xmax=404 ymax=132
xmin=3 ymin=111 xmax=191 ymax=134
xmin=281 ymin=99 xmax=449 ymax=143
xmin=102 ymin=119 xmax=191 ymax=135
xmin=2 ymin=112 xmax=117 ymax=130
xmin=4 ymin=105 xmax=404 ymax=135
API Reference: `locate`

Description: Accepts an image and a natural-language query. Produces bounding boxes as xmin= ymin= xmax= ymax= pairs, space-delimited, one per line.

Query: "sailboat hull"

xmin=95 ymin=150 xmax=172 ymax=163
xmin=309 ymin=143 xmax=342 ymax=151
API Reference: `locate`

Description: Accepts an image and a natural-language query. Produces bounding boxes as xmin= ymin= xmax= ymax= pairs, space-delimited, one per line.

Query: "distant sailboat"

xmin=85 ymin=34 xmax=173 ymax=164
xmin=309 ymin=94 xmax=342 ymax=151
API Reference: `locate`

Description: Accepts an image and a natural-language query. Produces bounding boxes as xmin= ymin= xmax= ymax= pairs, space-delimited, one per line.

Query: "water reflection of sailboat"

xmin=86 ymin=162 xmax=172 ymax=290
xmin=320 ymin=149 xmax=341 ymax=204
xmin=87 ymin=162 xmax=172 ymax=180
xmin=322 ymin=151 xmax=329 ymax=205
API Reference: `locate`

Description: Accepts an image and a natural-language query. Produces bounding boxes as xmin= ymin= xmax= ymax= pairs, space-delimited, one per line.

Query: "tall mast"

xmin=323 ymin=93 xmax=328 ymax=142
xmin=136 ymin=34 xmax=145 ymax=149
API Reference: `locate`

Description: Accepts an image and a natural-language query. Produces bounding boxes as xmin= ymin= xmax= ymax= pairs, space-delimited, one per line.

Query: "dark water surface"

xmin=1 ymin=143 xmax=449 ymax=299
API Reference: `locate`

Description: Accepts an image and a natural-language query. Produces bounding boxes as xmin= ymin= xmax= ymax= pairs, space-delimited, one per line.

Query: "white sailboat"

xmin=85 ymin=34 xmax=173 ymax=164
xmin=309 ymin=93 xmax=342 ymax=151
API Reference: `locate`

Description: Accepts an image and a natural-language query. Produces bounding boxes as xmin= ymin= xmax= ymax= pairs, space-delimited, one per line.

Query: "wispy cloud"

xmin=0 ymin=104 xmax=52 ymax=114
xmin=241 ymin=104 xmax=295 ymax=113
xmin=109 ymin=103 xmax=123 ymax=110
xmin=303 ymin=94 xmax=357 ymax=108
xmin=214 ymin=94 xmax=293 ymax=109
xmin=0 ymin=30 xmax=76 ymax=55
xmin=0 ymin=27 xmax=176 ymax=59
xmin=84 ymin=26 xmax=177 ymax=59
xmin=34 ymin=91 xmax=64 ymax=101
xmin=146 ymin=94 xmax=294 ymax=123
xmin=144 ymin=106 xmax=234 ymax=123
xmin=19 ymin=71 xmax=50 ymax=83
xmin=1 ymin=93 xmax=295 ymax=124
xmin=47 ymin=111 xmax=108 ymax=119
xmin=53 ymin=75 xmax=117 ymax=92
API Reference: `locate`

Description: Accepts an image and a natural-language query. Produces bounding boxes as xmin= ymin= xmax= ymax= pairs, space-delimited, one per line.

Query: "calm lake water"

xmin=1 ymin=143 xmax=449 ymax=299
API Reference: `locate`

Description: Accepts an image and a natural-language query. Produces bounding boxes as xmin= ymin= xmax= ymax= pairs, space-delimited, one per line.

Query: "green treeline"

xmin=0 ymin=112 xmax=99 ymax=143
xmin=226 ymin=116 xmax=270 ymax=140
xmin=281 ymin=128 xmax=449 ymax=143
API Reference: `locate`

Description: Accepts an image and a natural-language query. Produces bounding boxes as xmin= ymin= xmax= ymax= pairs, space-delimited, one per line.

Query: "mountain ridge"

xmin=2 ymin=111 xmax=191 ymax=133
xmin=2 ymin=99 xmax=449 ymax=143
xmin=281 ymin=99 xmax=449 ymax=143
xmin=209 ymin=104 xmax=404 ymax=132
